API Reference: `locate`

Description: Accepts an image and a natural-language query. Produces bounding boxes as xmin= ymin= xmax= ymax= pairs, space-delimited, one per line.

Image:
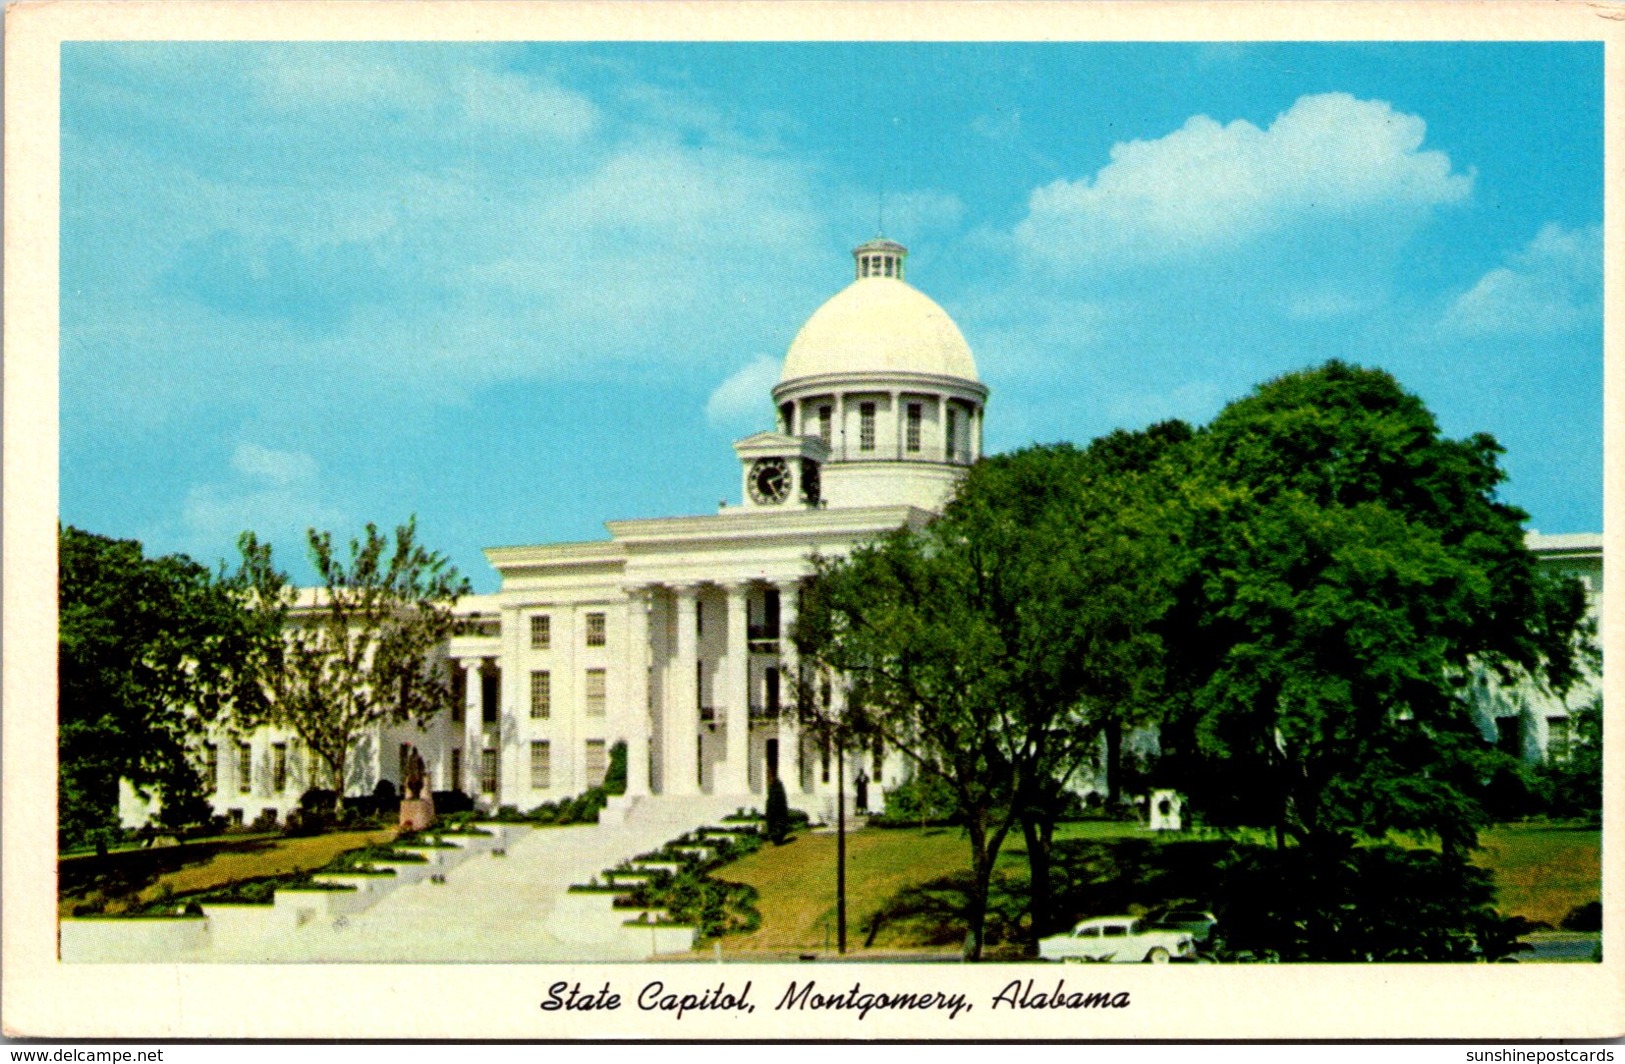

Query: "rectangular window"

xmin=451 ymin=667 xmax=464 ymax=722
xmin=530 ymin=740 xmax=552 ymax=789
xmin=906 ymin=403 xmax=922 ymax=453
xmin=585 ymin=612 xmax=606 ymax=647
xmin=451 ymin=748 xmax=463 ymax=792
xmin=530 ymin=670 xmax=551 ymax=719
xmin=584 ymin=669 xmax=607 ymax=716
xmin=1495 ymin=715 xmax=1522 ymax=757
xmin=480 ymin=749 xmax=499 ymax=795
xmin=237 ymin=742 xmax=253 ymax=794
xmin=272 ymin=743 xmax=288 ymax=792
xmin=766 ymin=667 xmax=780 ymax=713
xmin=696 ymin=600 xmax=704 ymax=636
xmin=530 ymin=614 xmax=551 ymax=650
xmin=764 ymin=588 xmax=781 ymax=637
xmin=946 ymin=406 xmax=959 ymax=459
xmin=585 ymin=740 xmax=608 ymax=787
xmin=202 ymin=743 xmax=218 ymax=792
xmin=1547 ymin=716 xmax=1572 ymax=763
xmin=481 ymin=669 xmax=499 ymax=724
xmin=818 ymin=405 xmax=832 ymax=446
xmin=859 ymin=402 xmax=876 ymax=452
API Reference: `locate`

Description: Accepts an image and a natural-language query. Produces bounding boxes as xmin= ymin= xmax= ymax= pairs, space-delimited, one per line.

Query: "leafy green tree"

xmin=1535 ymin=695 xmax=1602 ymax=819
xmin=1162 ymin=362 xmax=1594 ymax=858
xmin=58 ymin=526 xmax=273 ymax=850
xmin=794 ymin=438 xmax=1186 ymax=957
xmin=232 ymin=518 xmax=470 ymax=806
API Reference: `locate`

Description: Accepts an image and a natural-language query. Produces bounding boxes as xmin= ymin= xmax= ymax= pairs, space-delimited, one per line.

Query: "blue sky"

xmin=60 ymin=42 xmax=1604 ymax=591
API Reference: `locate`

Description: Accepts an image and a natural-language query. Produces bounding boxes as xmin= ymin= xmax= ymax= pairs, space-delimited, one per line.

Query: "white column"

xmin=668 ymin=585 xmax=700 ymax=795
xmin=624 ymin=586 xmax=651 ymax=797
xmin=723 ymin=582 xmax=751 ymax=795
xmin=891 ymin=389 xmax=902 ymax=460
xmin=777 ymin=580 xmax=804 ymax=794
xmin=461 ymin=659 xmax=482 ymax=795
xmin=837 ymin=391 xmax=849 ymax=461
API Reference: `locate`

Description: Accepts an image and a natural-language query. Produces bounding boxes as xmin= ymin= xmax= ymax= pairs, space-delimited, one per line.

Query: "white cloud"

xmin=1015 ymin=92 xmax=1472 ymax=269
xmin=179 ymin=444 xmax=344 ymax=561
xmin=705 ymin=355 xmax=781 ymax=427
xmin=1440 ymin=223 xmax=1601 ymax=337
xmin=1285 ymin=289 xmax=1372 ymax=321
xmin=230 ymin=442 xmax=318 ymax=486
xmin=971 ymin=107 xmax=1022 ymax=142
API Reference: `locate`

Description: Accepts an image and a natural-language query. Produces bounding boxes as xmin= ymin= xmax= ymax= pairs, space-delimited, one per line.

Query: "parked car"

xmin=1038 ymin=915 xmax=1197 ymax=963
xmin=1146 ymin=906 xmax=1218 ymax=945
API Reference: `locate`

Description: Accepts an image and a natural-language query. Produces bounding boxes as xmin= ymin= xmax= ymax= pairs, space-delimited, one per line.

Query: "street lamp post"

xmin=836 ymin=735 xmax=847 ymax=955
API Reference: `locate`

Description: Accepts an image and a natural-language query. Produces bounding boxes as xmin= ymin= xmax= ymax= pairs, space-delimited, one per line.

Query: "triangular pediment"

xmin=732 ymin=430 xmax=800 ymax=449
xmin=733 ymin=431 xmax=831 ymax=463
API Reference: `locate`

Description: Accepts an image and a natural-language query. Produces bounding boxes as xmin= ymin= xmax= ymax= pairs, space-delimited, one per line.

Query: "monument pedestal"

xmin=399 ymin=797 xmax=436 ymax=831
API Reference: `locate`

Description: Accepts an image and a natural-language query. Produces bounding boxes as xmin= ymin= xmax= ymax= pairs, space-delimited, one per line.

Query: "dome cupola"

xmin=853 ymin=237 xmax=907 ymax=281
xmin=763 ymin=238 xmax=989 ymax=513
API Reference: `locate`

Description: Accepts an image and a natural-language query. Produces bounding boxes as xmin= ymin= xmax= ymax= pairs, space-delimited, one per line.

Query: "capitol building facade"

xmin=122 ymin=239 xmax=1603 ymax=829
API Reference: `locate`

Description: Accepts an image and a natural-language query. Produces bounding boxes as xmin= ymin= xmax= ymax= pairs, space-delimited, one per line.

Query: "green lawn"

xmin=59 ymin=828 xmax=397 ymax=916
xmin=710 ymin=820 xmax=1600 ymax=954
xmin=714 ymin=827 xmax=972 ymax=953
xmin=1473 ymin=822 xmax=1600 ymax=928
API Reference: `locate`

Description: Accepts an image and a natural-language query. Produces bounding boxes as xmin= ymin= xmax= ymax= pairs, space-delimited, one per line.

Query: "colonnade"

xmin=629 ymin=577 xmax=805 ymax=799
xmin=453 ymin=578 xmax=809 ymax=803
xmin=782 ymin=390 xmax=984 ymax=464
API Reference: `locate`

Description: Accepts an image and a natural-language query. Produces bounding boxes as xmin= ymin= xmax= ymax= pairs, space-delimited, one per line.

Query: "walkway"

xmin=189 ymin=796 xmax=744 ymax=963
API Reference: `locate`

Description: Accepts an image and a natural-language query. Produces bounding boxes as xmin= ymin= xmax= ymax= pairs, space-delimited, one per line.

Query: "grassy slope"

xmin=1473 ymin=823 xmax=1601 ymax=928
xmin=713 ymin=821 xmax=1600 ymax=953
xmin=714 ymin=827 xmax=970 ymax=952
xmin=59 ymin=828 xmax=397 ymax=916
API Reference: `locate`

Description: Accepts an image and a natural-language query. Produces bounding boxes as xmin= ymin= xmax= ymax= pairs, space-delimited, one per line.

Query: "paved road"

xmin=1522 ymin=932 xmax=1600 ymax=962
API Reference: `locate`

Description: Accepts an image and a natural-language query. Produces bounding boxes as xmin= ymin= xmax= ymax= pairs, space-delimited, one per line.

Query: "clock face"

xmin=749 ymin=457 xmax=792 ymax=505
xmin=800 ymin=458 xmax=821 ymax=505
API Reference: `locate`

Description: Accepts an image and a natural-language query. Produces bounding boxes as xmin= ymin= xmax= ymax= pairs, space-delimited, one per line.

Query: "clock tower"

xmin=732 ymin=431 xmax=828 ymax=511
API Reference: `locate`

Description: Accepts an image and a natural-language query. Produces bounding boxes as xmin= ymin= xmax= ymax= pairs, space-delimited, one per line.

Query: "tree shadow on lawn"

xmin=60 ymin=837 xmax=281 ymax=909
xmin=862 ymin=834 xmax=1243 ymax=954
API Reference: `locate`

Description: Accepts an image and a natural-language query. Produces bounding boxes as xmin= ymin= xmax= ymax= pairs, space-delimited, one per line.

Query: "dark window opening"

xmin=481 ymin=669 xmax=500 ymax=724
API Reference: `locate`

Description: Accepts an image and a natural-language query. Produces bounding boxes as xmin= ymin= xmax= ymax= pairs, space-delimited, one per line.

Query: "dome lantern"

xmin=853 ymin=237 xmax=907 ymax=282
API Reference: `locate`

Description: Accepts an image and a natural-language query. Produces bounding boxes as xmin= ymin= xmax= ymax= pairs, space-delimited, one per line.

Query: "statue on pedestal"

xmin=398 ymin=745 xmax=436 ymax=831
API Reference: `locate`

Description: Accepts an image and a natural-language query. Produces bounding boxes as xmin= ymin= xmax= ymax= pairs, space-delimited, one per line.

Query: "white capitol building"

xmin=125 ymin=238 xmax=1603 ymax=829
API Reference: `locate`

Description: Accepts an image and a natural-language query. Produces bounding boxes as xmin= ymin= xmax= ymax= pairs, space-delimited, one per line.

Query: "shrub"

xmin=764 ymin=778 xmax=790 ymax=844
xmin=299 ymin=788 xmax=338 ymax=813
xmin=603 ymin=741 xmax=628 ymax=797
xmin=1213 ymin=843 xmax=1532 ymax=962
xmin=432 ymin=789 xmax=474 ymax=814
xmin=372 ymin=779 xmax=398 ymax=804
xmin=281 ymin=808 xmax=336 ymax=837
xmin=867 ymin=774 xmax=959 ymax=827
xmin=1560 ymin=901 xmax=1601 ymax=933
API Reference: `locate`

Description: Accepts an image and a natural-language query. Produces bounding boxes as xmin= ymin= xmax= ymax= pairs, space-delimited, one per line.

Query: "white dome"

xmin=780 ymin=276 xmax=979 ymax=383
